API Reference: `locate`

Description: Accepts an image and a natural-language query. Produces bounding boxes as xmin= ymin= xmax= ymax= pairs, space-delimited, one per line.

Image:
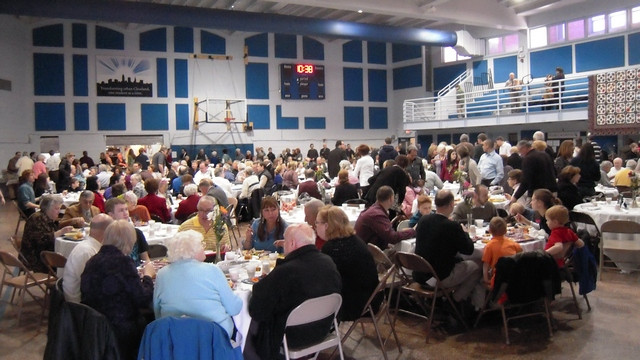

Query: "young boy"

xmin=408 ymin=195 xmax=432 ymax=228
xmin=544 ymin=205 xmax=584 ymax=267
xmin=482 ymin=217 xmax=523 ymax=288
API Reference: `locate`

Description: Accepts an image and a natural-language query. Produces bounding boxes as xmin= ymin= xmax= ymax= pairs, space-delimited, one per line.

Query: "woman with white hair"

xmin=331 ymin=159 xmax=358 ymax=186
xmin=81 ymin=220 xmax=156 ymax=359
xmin=124 ymin=190 xmax=151 ymax=224
xmin=153 ymin=230 xmax=242 ymax=337
xmin=174 ymin=183 xmax=201 ymax=223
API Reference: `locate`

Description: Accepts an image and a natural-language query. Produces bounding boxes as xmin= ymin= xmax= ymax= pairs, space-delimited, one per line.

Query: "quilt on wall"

xmin=588 ymin=68 xmax=640 ymax=135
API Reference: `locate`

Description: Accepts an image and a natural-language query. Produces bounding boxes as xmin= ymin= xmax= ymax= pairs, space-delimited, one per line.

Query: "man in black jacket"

xmin=327 ymin=140 xmax=347 ymax=178
xmin=248 ymin=223 xmax=342 ymax=360
xmin=377 ymin=137 xmax=398 ymax=165
xmin=511 ymin=140 xmax=558 ymax=205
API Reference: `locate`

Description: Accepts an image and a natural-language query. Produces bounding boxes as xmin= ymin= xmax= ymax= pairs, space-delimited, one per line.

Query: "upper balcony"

xmin=403 ymin=75 xmax=589 ymax=131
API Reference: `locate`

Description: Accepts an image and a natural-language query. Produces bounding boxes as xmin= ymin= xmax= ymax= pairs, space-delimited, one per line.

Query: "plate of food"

xmin=63 ymin=232 xmax=84 ymax=241
xmin=242 ymin=277 xmax=261 ymax=285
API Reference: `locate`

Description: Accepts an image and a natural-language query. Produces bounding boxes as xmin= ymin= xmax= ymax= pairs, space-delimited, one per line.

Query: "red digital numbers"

xmin=296 ymin=64 xmax=314 ymax=74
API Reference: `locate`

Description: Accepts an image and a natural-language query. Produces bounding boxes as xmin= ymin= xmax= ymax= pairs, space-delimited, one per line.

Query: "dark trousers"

xmin=481 ymin=178 xmax=494 ymax=187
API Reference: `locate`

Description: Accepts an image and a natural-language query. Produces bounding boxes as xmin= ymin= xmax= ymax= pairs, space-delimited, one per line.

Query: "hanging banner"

xmin=96 ymin=56 xmax=153 ymax=97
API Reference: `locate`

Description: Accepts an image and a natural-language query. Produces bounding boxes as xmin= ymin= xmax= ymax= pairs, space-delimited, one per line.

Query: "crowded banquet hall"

xmin=2 ymin=0 xmax=640 ymax=359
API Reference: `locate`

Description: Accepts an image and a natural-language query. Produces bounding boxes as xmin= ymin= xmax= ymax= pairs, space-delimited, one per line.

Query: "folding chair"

xmin=147 ymin=244 xmax=168 ymax=259
xmin=600 ymin=220 xmax=640 ymax=275
xmin=9 ymin=235 xmax=29 ymax=266
xmin=0 ymin=250 xmax=49 ymax=326
xmin=225 ymin=202 xmax=242 ymax=249
xmin=396 ymin=220 xmax=411 ymax=231
xmin=392 ymin=252 xmax=467 ymax=342
xmin=559 ymin=243 xmax=592 ymax=319
xmin=12 ymin=200 xmax=30 ymax=236
xmin=340 ymin=266 xmax=402 ymax=360
xmin=569 ymin=210 xmax=602 ymax=277
xmin=282 ymin=293 xmax=344 ymax=360
xmin=40 ymin=251 xmax=67 ymax=282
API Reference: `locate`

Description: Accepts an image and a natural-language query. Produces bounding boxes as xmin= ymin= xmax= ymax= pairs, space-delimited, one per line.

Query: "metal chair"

xmin=0 ymin=250 xmax=49 ymax=326
xmin=147 ymin=244 xmax=168 ymax=259
xmin=600 ymin=220 xmax=640 ymax=275
xmin=9 ymin=235 xmax=29 ymax=266
xmin=396 ymin=219 xmax=411 ymax=231
xmin=340 ymin=266 xmax=402 ymax=360
xmin=12 ymin=200 xmax=30 ymax=236
xmin=393 ymin=252 xmax=467 ymax=342
xmin=225 ymin=202 xmax=242 ymax=250
xmin=40 ymin=251 xmax=67 ymax=281
xmin=282 ymin=293 xmax=344 ymax=360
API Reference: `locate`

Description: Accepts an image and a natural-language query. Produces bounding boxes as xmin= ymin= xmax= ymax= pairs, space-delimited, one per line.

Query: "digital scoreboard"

xmin=280 ymin=63 xmax=325 ymax=100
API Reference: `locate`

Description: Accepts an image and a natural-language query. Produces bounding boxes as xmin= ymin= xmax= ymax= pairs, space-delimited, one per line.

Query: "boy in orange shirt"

xmin=482 ymin=217 xmax=523 ymax=288
xmin=544 ymin=205 xmax=584 ymax=267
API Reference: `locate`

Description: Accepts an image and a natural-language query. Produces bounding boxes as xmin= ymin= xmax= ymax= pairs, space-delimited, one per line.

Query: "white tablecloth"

xmin=573 ymin=202 xmax=640 ymax=229
xmin=397 ymin=236 xmax=545 ymax=261
xmin=594 ymin=184 xmax=619 ymax=198
xmin=61 ymin=192 xmax=80 ymax=207
xmin=280 ymin=205 xmax=362 ymax=226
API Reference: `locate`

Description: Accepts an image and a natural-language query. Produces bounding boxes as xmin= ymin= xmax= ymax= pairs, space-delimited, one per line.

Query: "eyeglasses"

xmin=198 ymin=208 xmax=214 ymax=213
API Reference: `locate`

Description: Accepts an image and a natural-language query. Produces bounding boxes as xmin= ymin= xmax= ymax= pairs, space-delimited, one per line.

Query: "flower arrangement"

xmin=630 ymin=172 xmax=639 ymax=208
xmin=453 ymin=170 xmax=469 ymax=194
xmin=207 ymin=205 xmax=229 ymax=261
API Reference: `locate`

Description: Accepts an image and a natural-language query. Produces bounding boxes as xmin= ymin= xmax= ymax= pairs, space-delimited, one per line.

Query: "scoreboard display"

xmin=280 ymin=63 xmax=325 ymax=100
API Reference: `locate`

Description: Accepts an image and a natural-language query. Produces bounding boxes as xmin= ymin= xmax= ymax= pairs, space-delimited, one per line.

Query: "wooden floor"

xmin=2 ymin=202 xmax=640 ymax=359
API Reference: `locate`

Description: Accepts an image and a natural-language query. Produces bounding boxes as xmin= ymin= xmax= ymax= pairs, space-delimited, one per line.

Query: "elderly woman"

xmin=244 ymin=196 xmax=289 ymax=253
xmin=123 ymin=190 xmax=151 ymax=225
xmin=21 ymin=194 xmax=73 ymax=272
xmin=431 ymin=143 xmax=447 ymax=180
xmin=153 ymin=230 xmax=242 ymax=337
xmin=282 ymin=161 xmax=299 ymax=190
xmin=81 ymin=220 xmax=155 ymax=359
xmin=557 ymin=165 xmax=583 ymax=211
xmin=316 ymin=205 xmax=379 ymax=321
xmin=174 ymin=183 xmax=200 ymax=223
xmin=17 ymin=169 xmax=39 ymax=217
xmin=137 ymin=178 xmax=171 ymax=223
xmin=332 ymin=160 xmax=359 ymax=186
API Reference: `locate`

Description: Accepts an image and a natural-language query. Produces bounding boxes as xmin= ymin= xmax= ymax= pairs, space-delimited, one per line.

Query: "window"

xmin=503 ymin=34 xmax=519 ymax=53
xmin=548 ymin=23 xmax=565 ymax=44
xmin=442 ymin=47 xmax=470 ymax=63
xmin=588 ymin=14 xmax=605 ymax=36
xmin=633 ymin=6 xmax=640 ymax=26
xmin=530 ymin=27 xmax=547 ymax=48
xmin=567 ymin=19 xmax=585 ymax=40
xmin=487 ymin=37 xmax=503 ymax=55
xmin=608 ymin=10 xmax=627 ymax=32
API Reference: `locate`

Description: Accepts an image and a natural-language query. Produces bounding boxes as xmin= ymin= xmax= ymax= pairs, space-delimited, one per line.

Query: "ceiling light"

xmin=357 ymin=10 xmax=363 ymax=14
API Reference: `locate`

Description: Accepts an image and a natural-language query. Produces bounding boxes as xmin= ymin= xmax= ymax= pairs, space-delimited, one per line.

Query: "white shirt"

xmin=240 ymin=174 xmax=260 ymax=199
xmin=212 ymin=176 xmax=233 ymax=198
xmin=62 ymin=237 xmax=101 ymax=303
xmin=193 ymin=169 xmax=212 ymax=185
xmin=608 ymin=167 xmax=622 ymax=179
xmin=46 ymin=153 xmax=61 ymax=171
xmin=353 ymin=155 xmax=374 ymax=187
xmin=498 ymin=142 xmax=512 ymax=156
xmin=15 ymin=156 xmax=34 ymax=176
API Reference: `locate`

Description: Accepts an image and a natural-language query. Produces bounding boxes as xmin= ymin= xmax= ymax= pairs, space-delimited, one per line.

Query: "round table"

xmin=279 ymin=205 xmax=363 ymax=226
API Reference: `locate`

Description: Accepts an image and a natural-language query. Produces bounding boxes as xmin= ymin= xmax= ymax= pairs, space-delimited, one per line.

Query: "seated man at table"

xmin=304 ymin=198 xmax=326 ymax=249
xmin=355 ymin=186 xmax=416 ymax=250
xmin=414 ymin=190 xmax=483 ymax=309
xmin=62 ymin=213 xmax=113 ymax=303
xmin=247 ymin=223 xmax=342 ymax=360
xmin=451 ymin=185 xmax=497 ymax=223
xmin=174 ymin=183 xmax=200 ymax=223
xmin=105 ymin=197 xmax=150 ymax=266
xmin=198 ymin=178 xmax=229 ymax=209
xmin=482 ymin=217 xmax=522 ymax=288
xmin=59 ymin=190 xmax=101 ymax=228
xmin=297 ymin=168 xmax=324 ymax=200
xmin=178 ymin=195 xmax=230 ymax=252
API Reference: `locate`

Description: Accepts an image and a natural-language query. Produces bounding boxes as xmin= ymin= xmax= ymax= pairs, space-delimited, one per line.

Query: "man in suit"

xmin=327 ymin=140 xmax=347 ymax=178
xmin=60 ymin=190 xmax=101 ymax=228
xmin=414 ymin=190 xmax=482 ymax=308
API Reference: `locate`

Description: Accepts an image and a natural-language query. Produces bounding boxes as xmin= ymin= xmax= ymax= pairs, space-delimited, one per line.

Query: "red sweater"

xmin=138 ymin=194 xmax=171 ymax=223
xmin=174 ymin=194 xmax=201 ymax=223
xmin=545 ymin=226 xmax=579 ymax=267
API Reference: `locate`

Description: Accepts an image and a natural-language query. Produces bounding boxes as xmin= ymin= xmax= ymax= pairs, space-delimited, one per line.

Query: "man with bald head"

xmin=62 ymin=213 xmax=114 ymax=302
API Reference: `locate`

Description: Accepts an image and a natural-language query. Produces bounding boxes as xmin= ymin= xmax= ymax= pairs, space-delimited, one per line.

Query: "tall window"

xmin=633 ymin=6 xmax=640 ymax=26
xmin=548 ymin=23 xmax=566 ymax=44
xmin=530 ymin=27 xmax=547 ymax=48
xmin=608 ymin=10 xmax=627 ymax=32
xmin=588 ymin=14 xmax=606 ymax=36
xmin=567 ymin=19 xmax=585 ymax=40
xmin=487 ymin=37 xmax=502 ymax=55
xmin=443 ymin=47 xmax=470 ymax=63
xmin=503 ymin=34 xmax=519 ymax=53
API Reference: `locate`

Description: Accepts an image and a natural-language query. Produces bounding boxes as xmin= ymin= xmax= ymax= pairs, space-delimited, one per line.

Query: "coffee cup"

xmin=229 ymin=268 xmax=240 ymax=282
xmin=475 ymin=219 xmax=484 ymax=228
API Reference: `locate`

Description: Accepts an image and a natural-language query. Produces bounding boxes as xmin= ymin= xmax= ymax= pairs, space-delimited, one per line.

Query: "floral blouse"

xmin=22 ymin=211 xmax=57 ymax=273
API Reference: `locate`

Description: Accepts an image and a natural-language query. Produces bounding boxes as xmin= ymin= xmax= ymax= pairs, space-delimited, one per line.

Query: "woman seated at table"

xmin=123 ymin=191 xmax=151 ymax=225
xmin=33 ymin=172 xmax=50 ymax=198
xmin=85 ymin=175 xmax=105 ymax=213
xmin=21 ymin=194 xmax=73 ymax=273
xmin=282 ymin=161 xmax=299 ymax=190
xmin=153 ymin=230 xmax=242 ymax=337
xmin=316 ymin=205 xmax=380 ymax=321
xmin=244 ymin=196 xmax=288 ymax=253
xmin=81 ymin=220 xmax=156 ymax=359
xmin=174 ymin=183 xmax=201 ymax=223
xmin=137 ymin=178 xmax=171 ymax=223
xmin=504 ymin=169 xmax=529 ymax=207
xmin=515 ymin=188 xmax=561 ymax=236
xmin=557 ymin=165 xmax=584 ymax=211
xmin=17 ymin=169 xmax=39 ymax=217
xmin=332 ymin=169 xmax=359 ymax=206
xmin=103 ymin=171 xmax=124 ymax=199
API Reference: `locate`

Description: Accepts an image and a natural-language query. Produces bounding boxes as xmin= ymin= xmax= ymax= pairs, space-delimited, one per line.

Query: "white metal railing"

xmin=437 ymin=69 xmax=471 ymax=97
xmin=404 ymin=75 xmax=589 ymax=123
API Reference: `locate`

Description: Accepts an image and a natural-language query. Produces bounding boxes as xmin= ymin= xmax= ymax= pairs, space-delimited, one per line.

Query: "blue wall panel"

xmin=343 ymin=68 xmax=364 ymax=101
xmin=96 ymin=26 xmax=124 ymax=50
xmin=74 ymin=103 xmax=89 ymax=131
xmin=433 ymin=63 xmax=466 ymax=91
xmin=248 ymin=105 xmax=270 ymax=129
xmin=34 ymin=53 xmax=65 ymax=96
xmin=304 ymin=117 xmax=325 ymax=129
xmin=575 ymin=36 xmax=624 ymax=72
xmin=629 ymin=32 xmax=640 ymax=65
xmin=35 ymin=103 xmax=65 ymax=131
xmin=245 ymin=33 xmax=268 ymax=57
xmin=175 ymin=104 xmax=190 ymax=130
xmin=344 ymin=107 xmax=364 ymax=129
xmin=437 ymin=134 xmax=451 ymax=145
xmin=369 ymin=107 xmax=388 ymax=129
xmin=174 ymin=59 xmax=188 ymax=98
xmin=73 ymin=55 xmax=88 ymax=96
xmin=367 ymin=41 xmax=386 ymax=64
xmin=302 ymin=36 xmax=324 ymax=60
xmin=141 ymin=104 xmax=169 ymax=130
xmin=493 ymin=56 xmax=517 ymax=84
xmin=174 ymin=27 xmax=194 ymax=53
xmin=33 ymin=24 xmax=63 ymax=47
xmin=157 ymin=58 xmax=168 ymax=98
xmin=97 ymin=103 xmax=126 ymax=130
xmin=530 ymin=46 xmax=572 ymax=78
xmin=368 ymin=69 xmax=387 ymax=102
xmin=140 ymin=28 xmax=167 ymax=52
xmin=393 ymin=64 xmax=423 ymax=90
xmin=245 ymin=63 xmax=269 ymax=99
xmin=275 ymin=34 xmax=297 ymax=58
xmin=473 ymin=60 xmax=488 ymax=86
xmin=201 ymin=31 xmax=226 ymax=54
xmin=72 ymin=23 xmax=87 ymax=48
xmin=392 ymin=43 xmax=421 ymax=63
xmin=343 ymin=40 xmax=363 ymax=63
xmin=276 ymin=105 xmax=298 ymax=129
